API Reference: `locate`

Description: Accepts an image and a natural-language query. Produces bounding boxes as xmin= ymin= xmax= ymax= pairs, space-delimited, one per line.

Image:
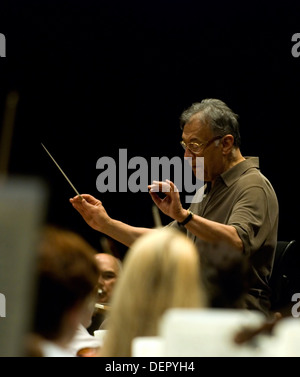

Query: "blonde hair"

xmin=100 ymin=227 xmax=206 ymax=357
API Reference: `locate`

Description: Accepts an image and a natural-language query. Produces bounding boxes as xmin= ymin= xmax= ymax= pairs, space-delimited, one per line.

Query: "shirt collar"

xmin=220 ymin=157 xmax=260 ymax=187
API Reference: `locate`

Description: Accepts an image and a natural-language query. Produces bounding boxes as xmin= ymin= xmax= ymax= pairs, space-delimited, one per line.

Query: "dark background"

xmin=0 ymin=0 xmax=299 ymax=254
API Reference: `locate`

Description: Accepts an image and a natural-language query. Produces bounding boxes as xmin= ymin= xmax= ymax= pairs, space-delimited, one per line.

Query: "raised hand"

xmin=148 ymin=179 xmax=187 ymax=222
xmin=70 ymin=194 xmax=110 ymax=232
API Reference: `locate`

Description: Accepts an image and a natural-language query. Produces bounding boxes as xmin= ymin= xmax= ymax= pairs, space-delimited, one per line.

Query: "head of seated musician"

xmin=96 ymin=251 xmax=122 ymax=305
xmin=87 ymin=248 xmax=122 ymax=334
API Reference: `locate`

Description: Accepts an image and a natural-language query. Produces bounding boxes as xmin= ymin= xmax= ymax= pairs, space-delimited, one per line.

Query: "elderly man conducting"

xmin=70 ymin=98 xmax=279 ymax=318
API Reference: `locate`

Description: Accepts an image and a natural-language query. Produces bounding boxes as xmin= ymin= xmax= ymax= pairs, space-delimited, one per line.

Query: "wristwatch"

xmin=178 ymin=209 xmax=194 ymax=226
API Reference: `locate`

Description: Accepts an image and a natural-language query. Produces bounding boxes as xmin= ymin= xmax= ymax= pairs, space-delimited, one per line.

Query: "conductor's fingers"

xmin=165 ymin=179 xmax=179 ymax=192
xmin=148 ymin=180 xmax=178 ymax=194
xmin=70 ymin=194 xmax=102 ymax=206
xmin=148 ymin=190 xmax=163 ymax=207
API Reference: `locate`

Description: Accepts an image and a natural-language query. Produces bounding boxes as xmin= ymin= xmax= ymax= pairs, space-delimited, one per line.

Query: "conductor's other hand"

xmin=70 ymin=194 xmax=110 ymax=232
xmin=148 ymin=180 xmax=186 ymax=222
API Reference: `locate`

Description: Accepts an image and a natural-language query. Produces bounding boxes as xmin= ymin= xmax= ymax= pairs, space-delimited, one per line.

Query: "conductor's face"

xmin=181 ymin=117 xmax=223 ymax=182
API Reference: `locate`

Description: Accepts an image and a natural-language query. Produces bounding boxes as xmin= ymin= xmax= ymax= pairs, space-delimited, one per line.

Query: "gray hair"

xmin=179 ymin=98 xmax=241 ymax=148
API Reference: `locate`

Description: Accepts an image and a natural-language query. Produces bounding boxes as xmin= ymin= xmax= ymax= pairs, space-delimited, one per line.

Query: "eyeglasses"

xmin=180 ymin=136 xmax=222 ymax=155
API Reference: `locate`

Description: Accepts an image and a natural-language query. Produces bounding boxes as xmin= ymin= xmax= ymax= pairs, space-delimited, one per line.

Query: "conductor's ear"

xmin=221 ymin=134 xmax=234 ymax=154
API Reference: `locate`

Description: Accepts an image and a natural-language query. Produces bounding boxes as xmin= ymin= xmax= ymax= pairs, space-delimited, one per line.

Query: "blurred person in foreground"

xmin=26 ymin=226 xmax=100 ymax=357
xmin=99 ymin=227 xmax=206 ymax=357
xmin=200 ymin=241 xmax=252 ymax=309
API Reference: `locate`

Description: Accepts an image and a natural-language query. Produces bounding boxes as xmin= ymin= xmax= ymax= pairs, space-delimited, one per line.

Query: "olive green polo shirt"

xmin=169 ymin=157 xmax=279 ymax=316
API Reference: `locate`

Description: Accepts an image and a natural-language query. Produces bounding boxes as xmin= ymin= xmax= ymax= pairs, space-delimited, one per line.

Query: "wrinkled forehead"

xmin=182 ymin=116 xmax=212 ymax=141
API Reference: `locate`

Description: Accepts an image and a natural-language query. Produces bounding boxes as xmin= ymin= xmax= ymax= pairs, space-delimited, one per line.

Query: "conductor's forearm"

xmin=102 ymin=218 xmax=154 ymax=247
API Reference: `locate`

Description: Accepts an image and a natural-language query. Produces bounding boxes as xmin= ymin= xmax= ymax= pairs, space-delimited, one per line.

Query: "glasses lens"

xmin=180 ymin=141 xmax=202 ymax=153
xmin=189 ymin=143 xmax=201 ymax=153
